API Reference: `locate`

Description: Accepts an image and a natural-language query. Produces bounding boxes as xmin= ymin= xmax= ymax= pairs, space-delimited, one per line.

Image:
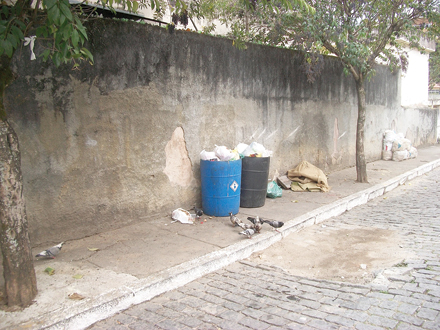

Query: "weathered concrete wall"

xmin=5 ymin=20 xmax=438 ymax=245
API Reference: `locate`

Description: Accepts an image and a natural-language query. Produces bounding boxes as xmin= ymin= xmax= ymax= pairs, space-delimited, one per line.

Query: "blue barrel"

xmin=200 ymin=159 xmax=242 ymax=217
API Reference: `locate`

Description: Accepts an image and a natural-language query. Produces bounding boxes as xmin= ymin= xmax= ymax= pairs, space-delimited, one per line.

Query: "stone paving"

xmin=88 ymin=168 xmax=440 ymax=330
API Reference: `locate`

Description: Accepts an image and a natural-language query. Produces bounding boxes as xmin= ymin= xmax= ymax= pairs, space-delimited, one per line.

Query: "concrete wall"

xmin=5 ymin=20 xmax=438 ymax=245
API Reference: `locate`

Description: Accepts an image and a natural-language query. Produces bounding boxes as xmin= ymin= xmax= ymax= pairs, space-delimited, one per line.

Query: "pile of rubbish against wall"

xmin=199 ymin=142 xmax=272 ymax=216
xmin=200 ymin=142 xmax=272 ymax=161
xmin=382 ymin=130 xmax=418 ymax=161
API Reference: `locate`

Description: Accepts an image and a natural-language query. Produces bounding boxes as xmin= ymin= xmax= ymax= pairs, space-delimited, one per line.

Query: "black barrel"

xmin=240 ymin=157 xmax=270 ymax=208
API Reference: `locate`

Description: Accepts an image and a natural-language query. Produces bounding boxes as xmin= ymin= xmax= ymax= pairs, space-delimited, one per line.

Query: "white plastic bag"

xmin=409 ymin=146 xmax=418 ymax=159
xmin=200 ymin=150 xmax=219 ymax=161
xmin=235 ymin=143 xmax=249 ymax=156
xmin=171 ymin=208 xmax=194 ymax=224
xmin=249 ymin=142 xmax=266 ymax=154
xmin=229 ymin=149 xmax=240 ymax=161
xmin=384 ymin=130 xmax=397 ymax=143
xmin=383 ymin=130 xmax=397 ymax=151
xmin=214 ymin=145 xmax=235 ymax=161
xmin=242 ymin=145 xmax=255 ymax=157
xmin=243 ymin=142 xmax=264 ymax=156
xmin=392 ymin=138 xmax=411 ymax=152
xmin=392 ymin=150 xmax=409 ymax=161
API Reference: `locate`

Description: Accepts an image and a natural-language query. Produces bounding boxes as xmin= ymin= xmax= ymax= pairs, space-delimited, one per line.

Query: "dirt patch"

xmin=249 ymin=224 xmax=414 ymax=284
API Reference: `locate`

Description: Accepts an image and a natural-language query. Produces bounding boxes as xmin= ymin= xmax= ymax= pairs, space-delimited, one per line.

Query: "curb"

xmin=18 ymin=159 xmax=440 ymax=330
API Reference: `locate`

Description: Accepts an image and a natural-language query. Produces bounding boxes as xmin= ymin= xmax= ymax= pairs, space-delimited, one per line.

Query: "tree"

xmin=429 ymin=48 xmax=440 ymax=89
xmin=427 ymin=11 xmax=440 ymax=89
xmin=0 ymin=0 xmax=189 ymax=309
xmin=202 ymin=0 xmax=438 ymax=182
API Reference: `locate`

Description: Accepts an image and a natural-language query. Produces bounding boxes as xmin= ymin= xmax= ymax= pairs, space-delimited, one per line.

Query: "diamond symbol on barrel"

xmin=230 ymin=181 xmax=239 ymax=192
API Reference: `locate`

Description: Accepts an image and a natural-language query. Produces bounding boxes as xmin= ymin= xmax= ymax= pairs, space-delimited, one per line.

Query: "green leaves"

xmin=71 ymin=30 xmax=79 ymax=48
xmin=0 ymin=0 xmax=97 ymax=67
xmin=80 ymin=48 xmax=94 ymax=63
xmin=44 ymin=0 xmax=74 ymax=26
xmin=0 ymin=4 xmax=27 ymax=58
xmin=36 ymin=0 xmax=93 ymax=66
xmin=59 ymin=1 xmax=73 ymax=22
xmin=0 ymin=38 xmax=13 ymax=57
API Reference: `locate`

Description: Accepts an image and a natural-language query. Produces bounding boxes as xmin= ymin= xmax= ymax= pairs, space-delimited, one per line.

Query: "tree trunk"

xmin=355 ymin=78 xmax=368 ymax=183
xmin=0 ymin=55 xmax=37 ymax=308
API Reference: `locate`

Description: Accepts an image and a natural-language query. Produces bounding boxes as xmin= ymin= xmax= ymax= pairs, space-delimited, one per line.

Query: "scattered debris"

xmin=277 ymin=175 xmax=291 ymax=189
xmin=393 ymin=260 xmax=408 ymax=267
xmin=72 ymin=274 xmax=83 ymax=279
xmin=68 ymin=293 xmax=85 ymax=300
xmin=44 ymin=267 xmax=55 ymax=276
xmin=267 ymin=181 xmax=282 ymax=198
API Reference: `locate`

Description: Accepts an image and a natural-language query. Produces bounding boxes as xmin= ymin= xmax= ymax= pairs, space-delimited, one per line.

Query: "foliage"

xmin=184 ymin=0 xmax=313 ymax=47
xmin=1 ymin=0 xmax=93 ymax=68
xmin=429 ymin=47 xmax=440 ymax=88
xmin=0 ymin=0 xmax=190 ymax=68
xmin=0 ymin=0 xmax=315 ymax=68
xmin=204 ymin=0 xmax=439 ymax=83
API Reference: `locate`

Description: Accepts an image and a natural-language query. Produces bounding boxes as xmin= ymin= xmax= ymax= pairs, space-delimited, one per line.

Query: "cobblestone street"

xmin=88 ymin=167 xmax=440 ymax=330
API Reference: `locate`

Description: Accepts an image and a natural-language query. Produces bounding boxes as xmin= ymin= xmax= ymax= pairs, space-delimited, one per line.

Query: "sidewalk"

xmin=2 ymin=145 xmax=440 ymax=330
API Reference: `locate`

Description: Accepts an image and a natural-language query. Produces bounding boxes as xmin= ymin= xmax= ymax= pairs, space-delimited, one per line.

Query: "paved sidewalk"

xmin=1 ymin=145 xmax=440 ymax=330
xmin=89 ymin=166 xmax=440 ymax=329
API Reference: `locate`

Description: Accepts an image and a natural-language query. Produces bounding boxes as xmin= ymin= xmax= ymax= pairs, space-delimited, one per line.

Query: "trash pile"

xmin=200 ymin=145 xmax=240 ymax=161
xmin=235 ymin=142 xmax=272 ymax=158
xmin=200 ymin=142 xmax=272 ymax=161
xmin=382 ymin=130 xmax=418 ymax=161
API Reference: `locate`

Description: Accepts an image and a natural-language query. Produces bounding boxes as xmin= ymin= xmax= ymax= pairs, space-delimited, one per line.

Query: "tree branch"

xmin=321 ymin=38 xmax=360 ymax=81
xmin=367 ymin=19 xmax=406 ymax=65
